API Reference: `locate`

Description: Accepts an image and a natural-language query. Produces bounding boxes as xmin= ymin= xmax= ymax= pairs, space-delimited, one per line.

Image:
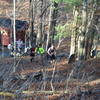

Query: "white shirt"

xmin=16 ymin=40 xmax=23 ymax=48
xmin=8 ymin=44 xmax=12 ymax=50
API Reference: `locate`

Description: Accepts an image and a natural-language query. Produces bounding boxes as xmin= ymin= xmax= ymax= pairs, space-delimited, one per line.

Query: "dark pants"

xmin=30 ymin=53 xmax=35 ymax=62
xmin=47 ymin=54 xmax=56 ymax=61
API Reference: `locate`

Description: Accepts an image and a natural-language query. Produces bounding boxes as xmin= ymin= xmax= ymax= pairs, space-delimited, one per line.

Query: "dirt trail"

xmin=0 ymin=55 xmax=100 ymax=100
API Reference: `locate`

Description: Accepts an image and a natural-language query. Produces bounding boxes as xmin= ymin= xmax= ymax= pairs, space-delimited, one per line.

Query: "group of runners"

xmin=30 ymin=44 xmax=56 ymax=63
xmin=8 ymin=39 xmax=56 ymax=63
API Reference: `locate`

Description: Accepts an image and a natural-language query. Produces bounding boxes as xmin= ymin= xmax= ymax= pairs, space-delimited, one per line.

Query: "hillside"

xmin=0 ymin=39 xmax=100 ymax=100
xmin=0 ymin=0 xmax=29 ymax=21
xmin=0 ymin=0 xmax=100 ymax=100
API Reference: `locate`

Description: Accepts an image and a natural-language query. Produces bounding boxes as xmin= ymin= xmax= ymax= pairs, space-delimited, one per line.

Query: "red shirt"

xmin=30 ymin=48 xmax=35 ymax=53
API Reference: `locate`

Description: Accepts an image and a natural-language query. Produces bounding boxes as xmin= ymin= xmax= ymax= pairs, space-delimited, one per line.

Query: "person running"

xmin=35 ymin=44 xmax=45 ymax=55
xmin=35 ymin=44 xmax=45 ymax=64
xmin=16 ymin=39 xmax=23 ymax=54
xmin=47 ymin=44 xmax=56 ymax=63
xmin=30 ymin=47 xmax=36 ymax=62
xmin=7 ymin=43 xmax=14 ymax=56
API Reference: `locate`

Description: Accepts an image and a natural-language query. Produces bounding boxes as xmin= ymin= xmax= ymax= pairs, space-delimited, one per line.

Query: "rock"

xmin=33 ymin=71 xmax=43 ymax=81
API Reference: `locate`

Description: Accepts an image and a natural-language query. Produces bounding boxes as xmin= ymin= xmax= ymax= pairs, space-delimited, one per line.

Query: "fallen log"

xmin=0 ymin=91 xmax=15 ymax=97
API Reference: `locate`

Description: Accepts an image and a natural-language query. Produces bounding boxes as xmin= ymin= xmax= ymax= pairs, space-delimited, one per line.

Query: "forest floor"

xmin=0 ymin=39 xmax=100 ymax=100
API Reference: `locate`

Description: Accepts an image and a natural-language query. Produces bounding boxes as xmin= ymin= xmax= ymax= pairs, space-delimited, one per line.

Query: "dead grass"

xmin=0 ymin=38 xmax=100 ymax=100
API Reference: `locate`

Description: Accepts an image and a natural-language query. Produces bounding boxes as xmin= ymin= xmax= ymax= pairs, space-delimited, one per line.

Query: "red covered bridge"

xmin=0 ymin=17 xmax=28 ymax=46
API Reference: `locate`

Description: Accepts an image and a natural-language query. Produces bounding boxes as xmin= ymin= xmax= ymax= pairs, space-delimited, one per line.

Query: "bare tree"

xmin=70 ymin=6 xmax=79 ymax=56
xmin=29 ymin=0 xmax=37 ymax=47
xmin=36 ymin=0 xmax=44 ymax=45
xmin=46 ymin=1 xmax=58 ymax=50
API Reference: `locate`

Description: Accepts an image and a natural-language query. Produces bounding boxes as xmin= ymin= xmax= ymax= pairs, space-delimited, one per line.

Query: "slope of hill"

xmin=0 ymin=42 xmax=100 ymax=100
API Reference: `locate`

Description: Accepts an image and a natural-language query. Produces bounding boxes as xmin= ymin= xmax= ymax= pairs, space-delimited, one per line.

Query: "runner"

xmin=16 ymin=39 xmax=23 ymax=54
xmin=35 ymin=44 xmax=45 ymax=64
xmin=47 ymin=44 xmax=56 ymax=63
xmin=30 ymin=46 xmax=36 ymax=62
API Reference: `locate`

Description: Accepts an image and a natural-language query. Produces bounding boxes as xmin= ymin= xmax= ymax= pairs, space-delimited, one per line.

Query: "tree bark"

xmin=36 ymin=0 xmax=43 ymax=45
xmin=29 ymin=0 xmax=36 ymax=47
xmin=77 ymin=0 xmax=87 ymax=60
xmin=70 ymin=6 xmax=79 ymax=56
xmin=46 ymin=1 xmax=58 ymax=50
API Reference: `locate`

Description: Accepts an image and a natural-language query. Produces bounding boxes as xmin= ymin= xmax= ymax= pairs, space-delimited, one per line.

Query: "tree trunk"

xmin=46 ymin=5 xmax=52 ymax=50
xmin=78 ymin=35 xmax=85 ymax=60
xmin=51 ymin=2 xmax=58 ymax=44
xmin=42 ymin=0 xmax=47 ymax=47
xmin=36 ymin=0 xmax=43 ymax=45
xmin=29 ymin=0 xmax=36 ymax=47
xmin=77 ymin=0 xmax=87 ymax=60
xmin=70 ymin=6 xmax=79 ymax=56
xmin=46 ymin=1 xmax=58 ymax=50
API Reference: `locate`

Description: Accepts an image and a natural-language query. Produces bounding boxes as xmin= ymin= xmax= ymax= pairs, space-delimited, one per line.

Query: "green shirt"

xmin=36 ymin=47 xmax=45 ymax=54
